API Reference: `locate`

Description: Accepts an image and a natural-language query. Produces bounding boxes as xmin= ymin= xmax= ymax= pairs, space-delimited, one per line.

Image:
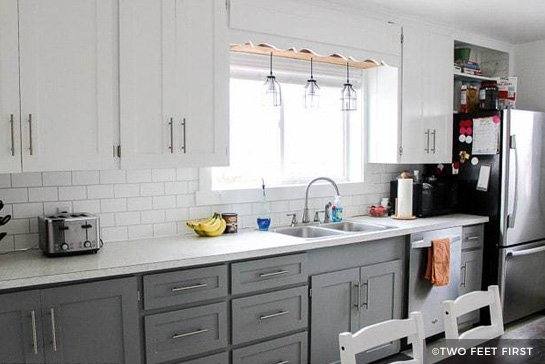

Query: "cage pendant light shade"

xmin=304 ymin=58 xmax=320 ymax=109
xmin=341 ymin=62 xmax=357 ymax=111
xmin=264 ymin=52 xmax=282 ymax=107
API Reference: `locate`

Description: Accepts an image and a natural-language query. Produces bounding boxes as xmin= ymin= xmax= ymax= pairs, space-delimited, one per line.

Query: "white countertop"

xmin=0 ymin=214 xmax=488 ymax=291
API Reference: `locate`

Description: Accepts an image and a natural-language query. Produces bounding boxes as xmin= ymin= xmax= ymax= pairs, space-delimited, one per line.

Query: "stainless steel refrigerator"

xmin=455 ymin=109 xmax=545 ymax=323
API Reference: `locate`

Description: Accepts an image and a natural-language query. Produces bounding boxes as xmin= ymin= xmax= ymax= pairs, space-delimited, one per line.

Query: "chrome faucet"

xmin=302 ymin=177 xmax=340 ymax=224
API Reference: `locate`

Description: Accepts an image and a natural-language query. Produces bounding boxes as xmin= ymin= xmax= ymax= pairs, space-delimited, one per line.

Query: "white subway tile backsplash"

xmin=87 ymin=184 xmax=114 ymax=199
xmin=28 ymin=187 xmax=58 ymax=202
xmin=127 ymin=197 xmax=152 ymax=211
xmin=2 ymin=188 xmax=28 ymax=203
xmin=58 ymin=186 xmax=86 ymax=200
xmin=126 ymin=169 xmax=152 ymax=183
xmin=42 ymin=172 xmax=71 ymax=186
xmin=0 ymin=166 xmax=408 ymax=252
xmin=0 ymin=174 xmax=11 ymax=188
xmin=11 ymin=172 xmax=42 ymax=187
xmin=140 ymin=182 xmax=164 ymax=196
xmin=114 ymin=183 xmax=140 ymax=198
xmin=152 ymin=195 xmax=176 ymax=209
xmin=72 ymin=170 xmax=100 ymax=185
xmin=72 ymin=199 xmax=101 ymax=213
xmin=100 ymin=170 xmax=126 ymax=184
xmin=13 ymin=203 xmax=44 ymax=218
xmin=100 ymin=198 xmax=127 ymax=213
xmin=152 ymin=168 xmax=176 ymax=182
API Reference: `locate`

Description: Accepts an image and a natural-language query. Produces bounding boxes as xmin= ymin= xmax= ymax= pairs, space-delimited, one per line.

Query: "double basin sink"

xmin=275 ymin=221 xmax=394 ymax=239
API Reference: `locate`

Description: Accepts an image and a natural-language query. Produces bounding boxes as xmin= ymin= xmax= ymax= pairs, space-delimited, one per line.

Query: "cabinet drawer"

xmin=179 ymin=352 xmax=229 ymax=364
xmin=231 ymin=254 xmax=307 ymax=294
xmin=143 ymin=265 xmax=227 ymax=310
xmin=145 ymin=302 xmax=228 ymax=364
xmin=462 ymin=224 xmax=484 ymax=251
xmin=233 ymin=332 xmax=308 ymax=364
xmin=232 ymin=286 xmax=308 ymax=345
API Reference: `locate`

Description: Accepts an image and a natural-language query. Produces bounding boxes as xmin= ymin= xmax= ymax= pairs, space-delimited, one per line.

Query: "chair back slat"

xmin=339 ymin=312 xmax=425 ymax=364
xmin=442 ymin=285 xmax=504 ymax=341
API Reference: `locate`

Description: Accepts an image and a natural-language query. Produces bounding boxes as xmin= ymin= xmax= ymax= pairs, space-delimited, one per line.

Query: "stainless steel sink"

xmin=321 ymin=221 xmax=394 ymax=232
xmin=275 ymin=226 xmax=344 ymax=239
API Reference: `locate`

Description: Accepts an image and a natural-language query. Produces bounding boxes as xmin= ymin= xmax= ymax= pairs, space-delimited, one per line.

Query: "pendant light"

xmin=263 ymin=52 xmax=282 ymax=107
xmin=341 ymin=62 xmax=357 ymax=111
xmin=304 ymin=58 xmax=320 ymax=109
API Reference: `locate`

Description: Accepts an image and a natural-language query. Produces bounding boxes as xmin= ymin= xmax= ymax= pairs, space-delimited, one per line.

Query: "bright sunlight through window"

xmin=212 ymin=62 xmax=363 ymax=191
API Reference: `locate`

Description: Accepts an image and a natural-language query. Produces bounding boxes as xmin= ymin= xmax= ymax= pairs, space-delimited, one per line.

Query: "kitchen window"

xmin=206 ymin=55 xmax=364 ymax=193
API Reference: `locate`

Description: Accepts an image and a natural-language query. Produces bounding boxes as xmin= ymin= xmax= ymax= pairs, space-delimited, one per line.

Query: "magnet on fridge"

xmin=452 ymin=161 xmax=460 ymax=175
xmin=466 ymin=135 xmax=473 ymax=144
xmin=459 ymin=134 xmax=466 ymax=142
xmin=471 ymin=157 xmax=479 ymax=165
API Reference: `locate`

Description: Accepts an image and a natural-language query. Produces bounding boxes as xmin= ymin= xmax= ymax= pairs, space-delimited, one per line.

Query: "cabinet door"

xmin=459 ymin=249 xmax=483 ymax=324
xmin=422 ymin=31 xmax=453 ymax=163
xmin=0 ymin=0 xmax=21 ymax=173
xmin=400 ymin=25 xmax=427 ymax=164
xmin=18 ymin=0 xmax=117 ymax=171
xmin=120 ymin=0 xmax=228 ymax=169
xmin=310 ymin=268 xmax=359 ymax=364
xmin=358 ymin=259 xmax=403 ymax=362
xmin=0 ymin=291 xmax=44 ymax=364
xmin=41 ymin=277 xmax=140 ymax=364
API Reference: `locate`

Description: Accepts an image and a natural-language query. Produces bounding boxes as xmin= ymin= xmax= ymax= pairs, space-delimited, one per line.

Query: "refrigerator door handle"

xmin=508 ymin=135 xmax=518 ymax=228
xmin=506 ymin=245 xmax=545 ymax=258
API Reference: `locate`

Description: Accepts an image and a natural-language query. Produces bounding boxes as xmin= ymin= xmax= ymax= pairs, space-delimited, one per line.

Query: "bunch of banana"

xmin=186 ymin=213 xmax=226 ymax=237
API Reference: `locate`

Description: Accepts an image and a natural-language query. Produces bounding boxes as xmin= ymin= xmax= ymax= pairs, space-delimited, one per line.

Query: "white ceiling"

xmin=340 ymin=0 xmax=545 ymax=44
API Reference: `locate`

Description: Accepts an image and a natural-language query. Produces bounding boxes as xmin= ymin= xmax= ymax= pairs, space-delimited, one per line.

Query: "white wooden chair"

xmin=442 ymin=285 xmax=504 ymax=340
xmin=339 ymin=312 xmax=425 ymax=364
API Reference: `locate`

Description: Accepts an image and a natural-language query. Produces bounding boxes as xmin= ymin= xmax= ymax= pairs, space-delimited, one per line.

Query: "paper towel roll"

xmin=397 ymin=178 xmax=413 ymax=218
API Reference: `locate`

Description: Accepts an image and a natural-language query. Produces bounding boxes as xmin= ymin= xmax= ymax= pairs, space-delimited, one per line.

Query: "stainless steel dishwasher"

xmin=408 ymin=227 xmax=462 ymax=337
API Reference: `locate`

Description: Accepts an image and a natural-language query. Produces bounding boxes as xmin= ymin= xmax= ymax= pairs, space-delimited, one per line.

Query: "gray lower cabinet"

xmin=459 ymin=249 xmax=483 ymax=324
xmin=0 ymin=277 xmax=140 ymax=364
xmin=179 ymin=351 xmax=229 ymax=364
xmin=233 ymin=332 xmax=308 ymax=364
xmin=41 ymin=277 xmax=140 ymax=364
xmin=310 ymin=260 xmax=403 ymax=364
xmin=145 ymin=302 xmax=228 ymax=364
xmin=0 ymin=291 xmax=44 ymax=364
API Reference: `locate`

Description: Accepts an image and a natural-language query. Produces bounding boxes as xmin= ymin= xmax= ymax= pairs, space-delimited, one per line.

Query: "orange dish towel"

xmin=424 ymin=238 xmax=451 ymax=286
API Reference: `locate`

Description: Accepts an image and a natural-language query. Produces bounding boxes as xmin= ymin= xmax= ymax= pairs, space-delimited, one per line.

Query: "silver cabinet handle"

xmin=352 ymin=282 xmax=361 ymax=309
xmin=49 ymin=308 xmax=57 ymax=352
xmin=172 ymin=328 xmax=209 ymax=339
xmin=171 ymin=283 xmax=207 ymax=292
xmin=168 ymin=117 xmax=174 ymax=153
xmin=259 ymin=270 xmax=289 ymax=278
xmin=424 ymin=129 xmax=430 ymax=153
xmin=180 ymin=117 xmax=186 ymax=153
xmin=460 ymin=264 xmax=467 ymax=287
xmin=431 ymin=129 xmax=437 ymax=154
xmin=466 ymin=236 xmax=480 ymax=241
xmin=28 ymin=114 xmax=33 ymax=155
xmin=259 ymin=310 xmax=289 ymax=321
xmin=30 ymin=310 xmax=38 ymax=355
xmin=360 ymin=282 xmax=369 ymax=309
xmin=276 ymin=361 xmax=290 ymax=364
xmin=9 ymin=114 xmax=15 ymax=156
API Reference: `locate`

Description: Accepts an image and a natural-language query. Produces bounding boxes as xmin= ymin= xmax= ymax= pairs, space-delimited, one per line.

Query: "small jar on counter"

xmin=221 ymin=213 xmax=238 ymax=233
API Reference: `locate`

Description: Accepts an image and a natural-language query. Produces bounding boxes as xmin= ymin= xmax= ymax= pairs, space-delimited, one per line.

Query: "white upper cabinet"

xmin=18 ymin=0 xmax=118 ymax=172
xmin=120 ymin=0 xmax=229 ymax=169
xmin=0 ymin=0 xmax=21 ymax=173
xmin=367 ymin=24 xmax=453 ymax=164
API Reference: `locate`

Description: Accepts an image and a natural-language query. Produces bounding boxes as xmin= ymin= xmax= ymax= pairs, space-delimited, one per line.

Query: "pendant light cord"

xmin=346 ymin=62 xmax=350 ymax=84
xmin=310 ymin=58 xmax=314 ymax=79
xmin=269 ymin=52 xmax=273 ymax=76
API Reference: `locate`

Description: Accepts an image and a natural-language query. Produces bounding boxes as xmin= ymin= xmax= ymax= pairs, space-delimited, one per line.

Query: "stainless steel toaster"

xmin=38 ymin=212 xmax=101 ymax=256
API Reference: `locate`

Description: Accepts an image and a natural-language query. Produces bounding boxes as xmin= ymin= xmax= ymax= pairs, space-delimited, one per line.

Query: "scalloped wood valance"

xmin=230 ymin=42 xmax=384 ymax=70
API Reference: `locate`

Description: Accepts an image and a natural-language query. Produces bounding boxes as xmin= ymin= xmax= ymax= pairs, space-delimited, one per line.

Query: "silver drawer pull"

xmin=259 ymin=310 xmax=290 ymax=321
xmin=276 ymin=361 xmax=289 ymax=364
xmin=171 ymin=283 xmax=207 ymax=292
xmin=50 ymin=308 xmax=57 ymax=352
xmin=466 ymin=236 xmax=480 ymax=241
xmin=172 ymin=328 xmax=209 ymax=339
xmin=30 ymin=310 xmax=38 ymax=355
xmin=259 ymin=270 xmax=289 ymax=278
